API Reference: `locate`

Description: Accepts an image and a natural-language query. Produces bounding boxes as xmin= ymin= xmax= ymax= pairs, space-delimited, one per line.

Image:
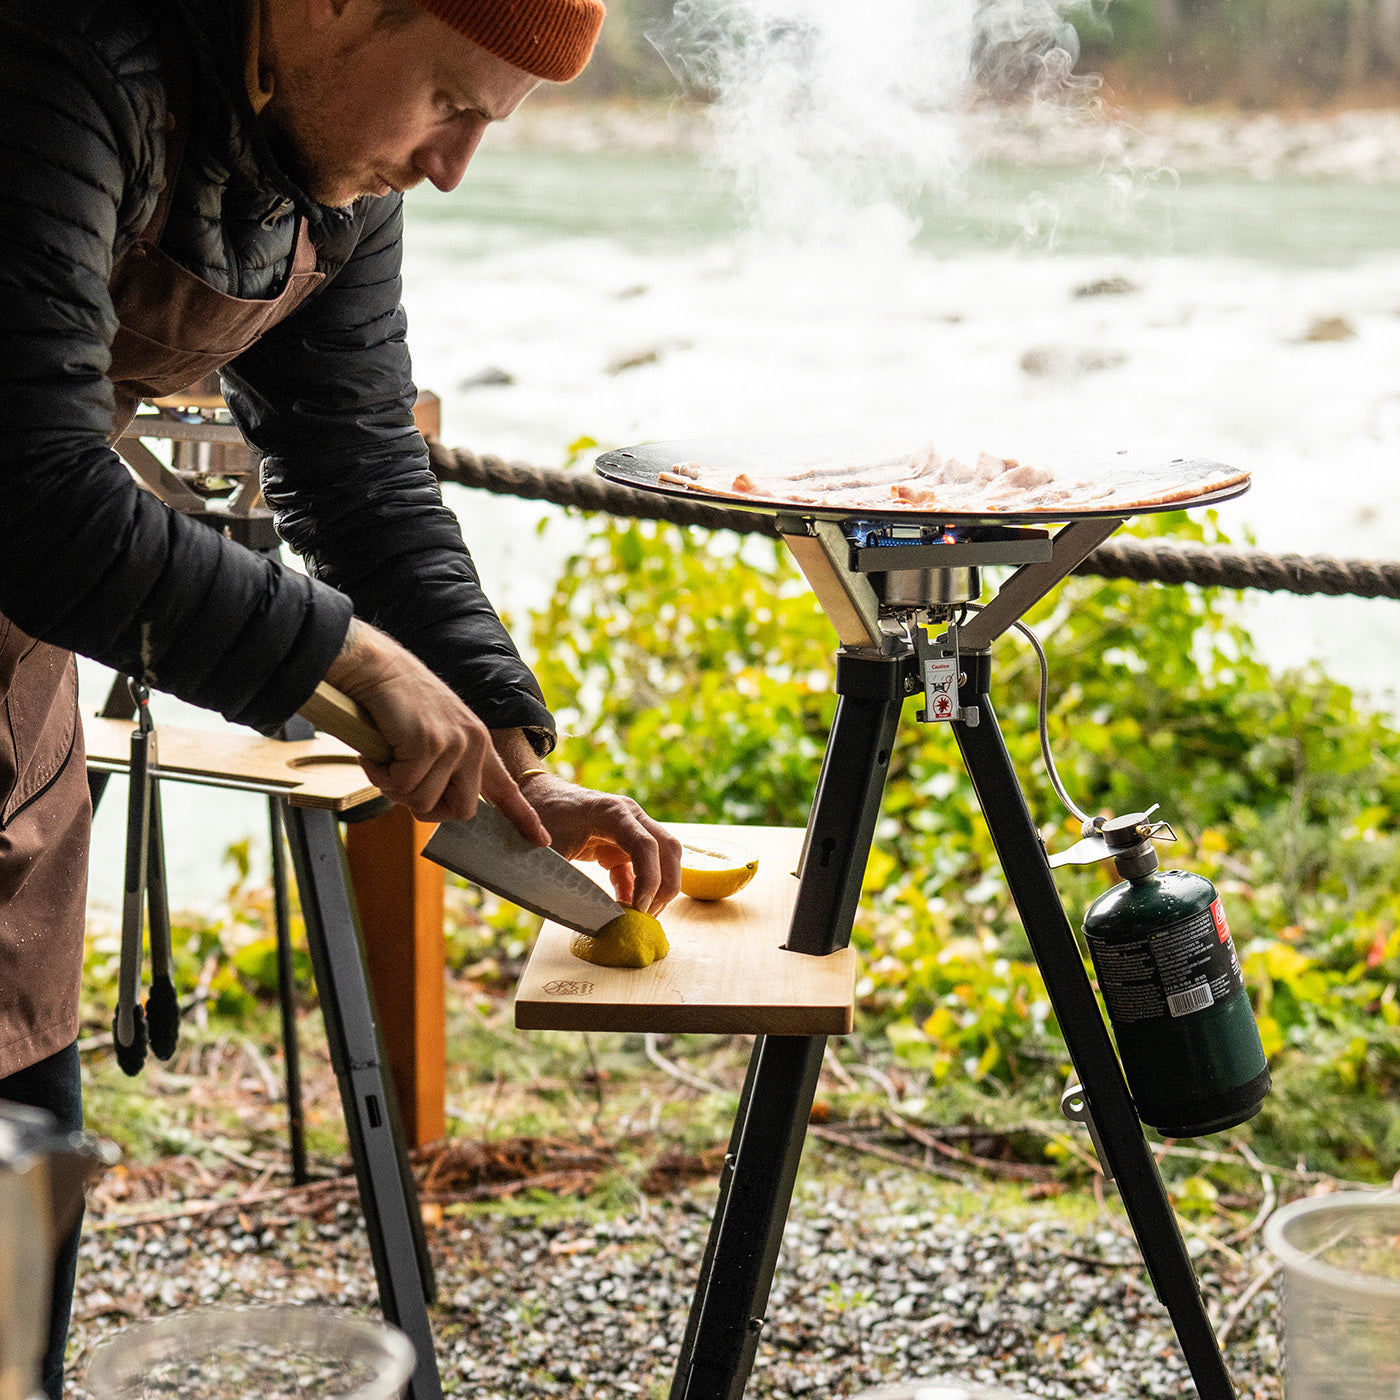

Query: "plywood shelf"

xmin=84 ymin=715 xmax=380 ymax=811
xmin=514 ymin=824 xmax=855 ymax=1036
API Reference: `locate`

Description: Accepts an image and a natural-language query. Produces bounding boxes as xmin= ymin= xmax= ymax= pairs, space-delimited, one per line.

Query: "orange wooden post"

xmin=345 ymin=805 xmax=447 ymax=1147
xmin=342 ymin=389 xmax=448 ymax=1147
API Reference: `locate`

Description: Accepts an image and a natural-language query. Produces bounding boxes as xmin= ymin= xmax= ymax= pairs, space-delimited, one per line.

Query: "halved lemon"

xmin=680 ymin=838 xmax=759 ymax=902
xmin=571 ymin=909 xmax=669 ymax=968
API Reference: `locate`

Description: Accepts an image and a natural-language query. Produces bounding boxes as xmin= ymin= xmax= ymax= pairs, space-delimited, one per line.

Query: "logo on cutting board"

xmin=543 ymin=980 xmax=595 ymax=996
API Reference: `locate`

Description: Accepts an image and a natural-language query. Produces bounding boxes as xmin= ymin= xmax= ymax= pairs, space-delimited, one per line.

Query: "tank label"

xmin=1086 ymin=898 xmax=1245 ymax=1025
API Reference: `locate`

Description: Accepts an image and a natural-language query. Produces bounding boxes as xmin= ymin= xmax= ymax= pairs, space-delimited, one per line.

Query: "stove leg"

xmin=669 ymin=1034 xmax=827 ymax=1400
xmin=954 ymin=653 xmax=1236 ymax=1400
xmin=670 ymin=674 xmax=904 ymax=1400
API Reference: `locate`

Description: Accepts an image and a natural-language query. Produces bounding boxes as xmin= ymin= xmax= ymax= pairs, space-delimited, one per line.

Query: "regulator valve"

xmin=1049 ymin=803 xmax=1176 ymax=874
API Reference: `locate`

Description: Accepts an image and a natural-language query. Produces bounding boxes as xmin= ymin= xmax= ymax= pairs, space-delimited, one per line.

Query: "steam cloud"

xmin=650 ymin=0 xmax=1112 ymax=247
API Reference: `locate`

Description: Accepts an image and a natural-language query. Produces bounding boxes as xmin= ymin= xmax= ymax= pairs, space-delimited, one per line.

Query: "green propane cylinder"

xmin=1082 ymin=814 xmax=1270 ymax=1137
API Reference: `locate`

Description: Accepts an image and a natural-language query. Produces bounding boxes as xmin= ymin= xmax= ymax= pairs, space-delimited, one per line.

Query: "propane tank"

xmin=1081 ymin=813 xmax=1270 ymax=1137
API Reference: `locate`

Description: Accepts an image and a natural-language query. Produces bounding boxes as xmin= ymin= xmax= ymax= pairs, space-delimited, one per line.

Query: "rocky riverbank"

xmin=504 ymin=97 xmax=1400 ymax=183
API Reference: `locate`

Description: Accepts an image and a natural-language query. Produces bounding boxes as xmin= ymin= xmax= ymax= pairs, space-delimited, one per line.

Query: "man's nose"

xmin=414 ymin=118 xmax=488 ymax=192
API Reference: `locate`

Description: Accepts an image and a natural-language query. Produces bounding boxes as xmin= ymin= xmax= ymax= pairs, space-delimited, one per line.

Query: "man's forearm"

xmin=491 ymin=726 xmax=547 ymax=783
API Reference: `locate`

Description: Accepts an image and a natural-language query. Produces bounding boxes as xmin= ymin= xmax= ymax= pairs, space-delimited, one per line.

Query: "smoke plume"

xmin=649 ymin=0 xmax=1111 ymax=247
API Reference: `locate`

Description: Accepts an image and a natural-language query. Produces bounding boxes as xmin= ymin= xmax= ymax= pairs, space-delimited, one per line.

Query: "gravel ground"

xmin=66 ymin=1164 xmax=1282 ymax=1400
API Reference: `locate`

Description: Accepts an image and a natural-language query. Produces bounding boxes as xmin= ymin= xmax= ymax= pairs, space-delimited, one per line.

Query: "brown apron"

xmin=0 ymin=83 xmax=325 ymax=1076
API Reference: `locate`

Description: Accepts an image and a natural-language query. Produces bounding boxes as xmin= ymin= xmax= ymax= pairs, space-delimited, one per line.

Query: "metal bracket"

xmin=960 ymin=516 xmax=1125 ymax=650
xmin=1061 ymin=1080 xmax=1116 ymax=1181
xmin=115 ymin=436 xmax=210 ymax=512
xmin=916 ymin=623 xmax=978 ymax=727
xmin=776 ymin=518 xmax=884 ymax=651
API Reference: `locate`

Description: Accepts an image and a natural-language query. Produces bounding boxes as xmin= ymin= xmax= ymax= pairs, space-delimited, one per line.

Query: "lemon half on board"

xmin=679 ymin=838 xmax=760 ymax=901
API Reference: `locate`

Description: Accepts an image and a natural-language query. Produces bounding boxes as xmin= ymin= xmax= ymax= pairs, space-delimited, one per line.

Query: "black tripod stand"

xmin=669 ymin=515 xmax=1238 ymax=1400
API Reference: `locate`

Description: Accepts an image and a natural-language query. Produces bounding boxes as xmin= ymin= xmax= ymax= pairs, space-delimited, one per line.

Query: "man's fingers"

xmin=593 ymin=811 xmax=681 ymax=915
xmin=434 ymin=769 xmax=480 ymax=823
xmin=640 ymin=820 xmax=684 ymax=915
xmin=480 ymin=757 xmax=551 ymax=847
xmin=360 ymin=741 xmax=483 ymax=823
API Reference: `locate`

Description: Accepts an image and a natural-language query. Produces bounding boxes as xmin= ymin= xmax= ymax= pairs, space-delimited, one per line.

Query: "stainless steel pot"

xmin=0 ymin=1102 xmax=112 ymax=1400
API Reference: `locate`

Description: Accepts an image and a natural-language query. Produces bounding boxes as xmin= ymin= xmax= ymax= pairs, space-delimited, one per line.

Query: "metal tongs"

xmin=112 ymin=680 xmax=179 ymax=1075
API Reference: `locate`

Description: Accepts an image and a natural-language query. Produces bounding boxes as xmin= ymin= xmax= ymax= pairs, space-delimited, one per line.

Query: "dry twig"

xmin=90 ymin=1174 xmax=356 ymax=1231
xmin=821 ymin=1045 xmax=862 ymax=1094
xmin=883 ymin=1110 xmax=1056 ymax=1182
xmin=1223 ymin=1138 xmax=1278 ymax=1246
xmin=1215 ymin=1259 xmax=1282 ymax=1348
xmin=644 ymin=1033 xmax=725 ymax=1095
xmin=808 ymin=1124 xmax=969 ymax=1183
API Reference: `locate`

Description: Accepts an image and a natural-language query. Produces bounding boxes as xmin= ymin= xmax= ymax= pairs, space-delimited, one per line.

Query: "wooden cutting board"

xmin=514 ymin=823 xmax=856 ymax=1036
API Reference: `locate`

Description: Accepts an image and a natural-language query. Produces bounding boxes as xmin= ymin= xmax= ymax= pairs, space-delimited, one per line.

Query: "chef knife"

xmin=298 ymin=682 xmax=627 ymax=935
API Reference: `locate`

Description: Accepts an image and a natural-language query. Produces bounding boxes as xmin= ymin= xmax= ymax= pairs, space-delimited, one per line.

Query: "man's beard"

xmin=260 ymin=46 xmax=366 ymax=207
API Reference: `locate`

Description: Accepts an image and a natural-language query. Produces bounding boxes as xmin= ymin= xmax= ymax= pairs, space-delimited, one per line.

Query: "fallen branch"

xmin=1024 ymin=1119 xmax=1108 ymax=1177
xmin=1093 ymin=1171 xmax=1138 ymax=1244
xmin=423 ymin=1168 xmax=602 ymax=1203
xmin=884 ymin=1110 xmax=1056 ymax=1182
xmin=808 ymin=1124 xmax=969 ymax=1183
xmin=1215 ymin=1259 xmax=1282 ymax=1348
xmin=200 ymin=1138 xmax=282 ymax=1174
xmin=1223 ymin=1138 xmax=1278 ymax=1247
xmin=1152 ymin=1140 xmax=1375 ymax=1189
xmin=644 ymin=1033 xmax=725 ymax=1095
xmin=821 ymin=1044 xmax=862 ymax=1094
xmin=91 ymin=1174 xmax=356 ymax=1231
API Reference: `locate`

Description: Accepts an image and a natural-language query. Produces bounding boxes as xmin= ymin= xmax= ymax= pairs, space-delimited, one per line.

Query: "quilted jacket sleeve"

xmin=222 ymin=195 xmax=557 ymax=754
xmin=0 ymin=17 xmax=353 ymax=730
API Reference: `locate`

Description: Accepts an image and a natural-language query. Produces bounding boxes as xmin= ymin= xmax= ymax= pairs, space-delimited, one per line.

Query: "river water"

xmin=85 ymin=127 xmax=1400 ymax=912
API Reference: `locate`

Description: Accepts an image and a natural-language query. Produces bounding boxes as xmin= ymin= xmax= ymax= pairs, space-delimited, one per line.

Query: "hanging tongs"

xmin=112 ymin=680 xmax=179 ymax=1075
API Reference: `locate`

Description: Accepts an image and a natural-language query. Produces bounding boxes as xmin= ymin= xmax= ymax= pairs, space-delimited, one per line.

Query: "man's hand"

xmin=491 ymin=741 xmax=682 ymax=917
xmin=324 ymin=619 xmax=549 ymax=844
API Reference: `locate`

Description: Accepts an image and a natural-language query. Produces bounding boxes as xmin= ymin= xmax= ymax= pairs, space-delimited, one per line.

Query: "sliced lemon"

xmin=571 ymin=909 xmax=670 ymax=968
xmin=680 ymin=838 xmax=759 ymax=902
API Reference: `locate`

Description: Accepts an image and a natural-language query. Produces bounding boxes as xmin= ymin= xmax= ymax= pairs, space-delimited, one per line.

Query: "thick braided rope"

xmin=429 ymin=440 xmax=784 ymax=538
xmin=429 ymin=441 xmax=1400 ymax=602
xmin=1070 ymin=538 xmax=1400 ymax=599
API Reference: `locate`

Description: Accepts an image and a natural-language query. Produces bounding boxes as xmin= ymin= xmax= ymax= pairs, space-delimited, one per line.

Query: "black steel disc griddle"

xmin=596 ymin=433 xmax=1250 ymax=525
xmin=600 ymin=436 xmax=1251 ymax=1400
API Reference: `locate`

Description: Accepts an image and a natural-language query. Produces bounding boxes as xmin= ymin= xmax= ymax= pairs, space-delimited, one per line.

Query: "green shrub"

xmin=529 ymin=508 xmax=1400 ymax=1175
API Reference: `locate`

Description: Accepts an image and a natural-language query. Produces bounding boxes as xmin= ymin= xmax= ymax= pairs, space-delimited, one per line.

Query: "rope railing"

xmin=428 ymin=441 xmax=1400 ymax=603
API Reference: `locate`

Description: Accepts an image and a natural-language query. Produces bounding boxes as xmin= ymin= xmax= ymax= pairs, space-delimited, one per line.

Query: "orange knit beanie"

xmin=416 ymin=0 xmax=606 ymax=82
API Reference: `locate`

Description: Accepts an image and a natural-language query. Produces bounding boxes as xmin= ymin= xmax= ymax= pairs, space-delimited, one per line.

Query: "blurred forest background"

xmin=570 ymin=0 xmax=1400 ymax=107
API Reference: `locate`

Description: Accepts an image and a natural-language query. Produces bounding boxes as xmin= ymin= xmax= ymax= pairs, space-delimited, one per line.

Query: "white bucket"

xmin=85 ymin=1305 xmax=416 ymax=1400
xmin=1265 ymin=1191 xmax=1400 ymax=1399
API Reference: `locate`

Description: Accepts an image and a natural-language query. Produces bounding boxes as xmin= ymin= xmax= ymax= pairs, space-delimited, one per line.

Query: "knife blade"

xmin=297 ymin=682 xmax=626 ymax=934
xmin=422 ymin=802 xmax=625 ymax=934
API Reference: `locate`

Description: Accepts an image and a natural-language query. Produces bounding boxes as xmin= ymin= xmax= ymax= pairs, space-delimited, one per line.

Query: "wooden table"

xmin=84 ymin=715 xmax=379 ymax=809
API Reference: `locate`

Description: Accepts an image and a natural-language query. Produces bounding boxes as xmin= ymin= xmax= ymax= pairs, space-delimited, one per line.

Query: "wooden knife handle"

xmin=298 ymin=682 xmax=394 ymax=766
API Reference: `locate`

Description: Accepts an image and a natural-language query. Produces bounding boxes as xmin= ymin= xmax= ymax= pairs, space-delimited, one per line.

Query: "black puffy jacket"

xmin=0 ymin=0 xmax=555 ymax=748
